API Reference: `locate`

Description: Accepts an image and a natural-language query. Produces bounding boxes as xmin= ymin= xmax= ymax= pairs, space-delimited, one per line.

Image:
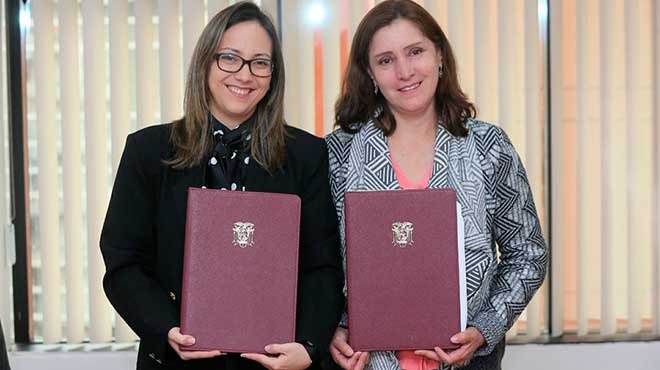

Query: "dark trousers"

xmin=0 ymin=320 xmax=9 ymax=370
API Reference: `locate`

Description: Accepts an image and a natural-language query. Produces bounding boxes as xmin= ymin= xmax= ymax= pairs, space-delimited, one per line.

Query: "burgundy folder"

xmin=180 ymin=188 xmax=300 ymax=353
xmin=344 ymin=189 xmax=461 ymax=351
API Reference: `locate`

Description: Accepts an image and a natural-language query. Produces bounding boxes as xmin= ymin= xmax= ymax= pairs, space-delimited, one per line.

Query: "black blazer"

xmin=101 ymin=123 xmax=344 ymax=370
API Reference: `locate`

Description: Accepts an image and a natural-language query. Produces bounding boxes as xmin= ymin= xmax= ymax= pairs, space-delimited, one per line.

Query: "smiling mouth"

xmin=226 ymin=85 xmax=253 ymax=97
xmin=399 ymin=82 xmax=421 ymax=92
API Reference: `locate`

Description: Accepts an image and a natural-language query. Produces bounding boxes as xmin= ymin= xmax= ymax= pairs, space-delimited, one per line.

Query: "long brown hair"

xmin=335 ymin=0 xmax=475 ymax=137
xmin=167 ymin=2 xmax=286 ymax=173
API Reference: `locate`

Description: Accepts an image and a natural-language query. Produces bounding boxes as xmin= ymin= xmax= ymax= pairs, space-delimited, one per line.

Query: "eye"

xmin=252 ymin=59 xmax=273 ymax=68
xmin=218 ymin=53 xmax=240 ymax=63
xmin=410 ymin=47 xmax=424 ymax=56
xmin=378 ymin=57 xmax=392 ymax=65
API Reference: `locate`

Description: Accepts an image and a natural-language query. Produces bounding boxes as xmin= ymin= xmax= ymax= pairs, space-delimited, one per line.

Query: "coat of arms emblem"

xmin=232 ymin=222 xmax=255 ymax=249
xmin=392 ymin=221 xmax=414 ymax=248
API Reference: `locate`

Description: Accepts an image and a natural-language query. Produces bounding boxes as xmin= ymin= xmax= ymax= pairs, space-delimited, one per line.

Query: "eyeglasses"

xmin=214 ymin=52 xmax=274 ymax=77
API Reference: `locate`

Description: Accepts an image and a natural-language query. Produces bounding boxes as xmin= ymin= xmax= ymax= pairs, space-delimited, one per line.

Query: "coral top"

xmin=391 ymin=156 xmax=440 ymax=370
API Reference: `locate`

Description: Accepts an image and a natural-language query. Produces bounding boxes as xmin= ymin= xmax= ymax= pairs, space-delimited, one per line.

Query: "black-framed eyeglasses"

xmin=214 ymin=52 xmax=274 ymax=77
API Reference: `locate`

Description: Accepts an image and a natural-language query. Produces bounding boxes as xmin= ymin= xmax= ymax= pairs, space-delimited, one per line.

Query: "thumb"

xmin=264 ymin=343 xmax=287 ymax=355
xmin=168 ymin=327 xmax=195 ymax=346
xmin=450 ymin=331 xmax=468 ymax=345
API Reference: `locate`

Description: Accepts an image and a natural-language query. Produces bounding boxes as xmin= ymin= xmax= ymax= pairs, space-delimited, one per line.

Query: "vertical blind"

xmin=0 ymin=0 xmax=12 ymax=344
xmin=550 ymin=0 xmax=660 ymax=336
xmin=38 ymin=0 xmax=660 ymax=346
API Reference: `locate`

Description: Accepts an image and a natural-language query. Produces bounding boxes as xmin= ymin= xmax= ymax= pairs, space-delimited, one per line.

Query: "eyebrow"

xmin=372 ymin=41 xmax=425 ymax=59
xmin=218 ymin=47 xmax=272 ymax=59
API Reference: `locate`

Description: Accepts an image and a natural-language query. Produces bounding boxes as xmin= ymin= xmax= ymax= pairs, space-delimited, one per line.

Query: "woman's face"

xmin=208 ymin=20 xmax=272 ymax=127
xmin=367 ymin=18 xmax=442 ymax=120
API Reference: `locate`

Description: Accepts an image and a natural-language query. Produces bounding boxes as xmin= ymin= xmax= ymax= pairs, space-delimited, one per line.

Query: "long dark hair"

xmin=335 ymin=0 xmax=475 ymax=137
xmin=167 ymin=2 xmax=286 ymax=173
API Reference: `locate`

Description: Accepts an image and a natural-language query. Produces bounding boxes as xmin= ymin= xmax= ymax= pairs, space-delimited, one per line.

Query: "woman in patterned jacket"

xmin=326 ymin=1 xmax=548 ymax=370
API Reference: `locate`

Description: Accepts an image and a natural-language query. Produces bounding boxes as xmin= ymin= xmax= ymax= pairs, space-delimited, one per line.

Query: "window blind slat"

xmin=82 ymin=0 xmax=112 ymax=342
xmin=576 ymin=0 xmax=602 ymax=337
xmin=654 ymin=0 xmax=660 ymax=336
xmin=0 ymin=0 xmax=13 ymax=342
xmin=447 ymin=1 xmax=475 ymax=101
xmin=474 ymin=0 xmax=498 ymax=122
xmin=426 ymin=0 xmax=448 ymax=31
xmin=158 ymin=0 xmax=182 ymax=123
xmin=59 ymin=0 xmax=85 ymax=344
xmin=182 ymin=0 xmax=204 ymax=81
xmin=524 ymin=0 xmax=544 ymax=338
xmin=33 ymin=0 xmax=62 ymax=344
xmin=599 ymin=0 xmax=626 ymax=336
xmin=322 ymin=0 xmax=340 ymax=135
xmin=135 ymin=0 xmax=158 ymax=128
xmin=207 ymin=0 xmax=230 ymax=21
xmin=624 ymin=0 xmax=654 ymax=335
xmin=550 ymin=0 xmax=565 ymax=337
xmin=260 ymin=0 xmax=279 ymax=32
xmin=282 ymin=0 xmax=300 ymax=127
xmin=110 ymin=0 xmax=137 ymax=343
xmin=299 ymin=0 xmax=315 ymax=135
xmin=110 ymin=0 xmax=130 ymax=170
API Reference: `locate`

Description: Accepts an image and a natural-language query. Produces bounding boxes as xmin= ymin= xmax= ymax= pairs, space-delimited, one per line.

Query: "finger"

xmin=334 ymin=336 xmax=354 ymax=357
xmin=413 ymin=350 xmax=442 ymax=362
xmin=450 ymin=331 xmax=468 ymax=345
xmin=330 ymin=345 xmax=353 ymax=369
xmin=345 ymin=351 xmax=359 ymax=370
xmin=354 ymin=352 xmax=370 ymax=370
xmin=264 ymin=343 xmax=288 ymax=355
xmin=168 ymin=327 xmax=195 ymax=346
xmin=179 ymin=350 xmax=223 ymax=360
xmin=241 ymin=353 xmax=279 ymax=369
xmin=437 ymin=345 xmax=469 ymax=366
xmin=433 ymin=347 xmax=453 ymax=365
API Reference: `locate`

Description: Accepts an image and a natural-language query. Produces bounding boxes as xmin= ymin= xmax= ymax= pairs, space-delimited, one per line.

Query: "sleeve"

xmin=100 ymin=133 xmax=179 ymax=363
xmin=295 ymin=139 xmax=345 ymax=359
xmin=468 ymin=128 xmax=548 ymax=355
xmin=325 ymin=133 xmax=350 ymax=329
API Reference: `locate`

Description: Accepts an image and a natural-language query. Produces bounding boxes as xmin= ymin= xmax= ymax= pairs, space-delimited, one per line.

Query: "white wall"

xmin=7 ymin=341 xmax=660 ymax=370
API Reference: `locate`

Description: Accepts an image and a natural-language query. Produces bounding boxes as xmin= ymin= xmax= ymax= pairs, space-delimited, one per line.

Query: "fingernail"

xmin=450 ymin=336 xmax=458 ymax=342
xmin=187 ymin=337 xmax=195 ymax=345
xmin=265 ymin=345 xmax=271 ymax=352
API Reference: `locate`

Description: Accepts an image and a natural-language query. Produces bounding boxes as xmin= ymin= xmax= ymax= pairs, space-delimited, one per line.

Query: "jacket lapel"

xmin=427 ymin=124 xmax=452 ymax=189
xmin=345 ymin=121 xmax=398 ymax=191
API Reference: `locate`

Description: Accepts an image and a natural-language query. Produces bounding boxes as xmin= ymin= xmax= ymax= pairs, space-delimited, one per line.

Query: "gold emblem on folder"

xmin=392 ymin=221 xmax=414 ymax=248
xmin=233 ymin=222 xmax=255 ymax=249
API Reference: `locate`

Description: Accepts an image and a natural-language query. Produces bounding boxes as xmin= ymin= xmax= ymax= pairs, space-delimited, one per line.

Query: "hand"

xmin=241 ymin=342 xmax=312 ymax=370
xmin=414 ymin=327 xmax=485 ymax=367
xmin=167 ymin=327 xmax=223 ymax=361
xmin=329 ymin=327 xmax=370 ymax=370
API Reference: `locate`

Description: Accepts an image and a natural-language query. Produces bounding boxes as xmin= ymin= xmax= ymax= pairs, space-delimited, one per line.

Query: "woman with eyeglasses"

xmin=326 ymin=1 xmax=547 ymax=369
xmin=100 ymin=3 xmax=343 ymax=370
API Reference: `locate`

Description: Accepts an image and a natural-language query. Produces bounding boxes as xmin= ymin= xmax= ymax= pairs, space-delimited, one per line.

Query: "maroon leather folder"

xmin=344 ymin=189 xmax=460 ymax=351
xmin=180 ymin=188 xmax=300 ymax=353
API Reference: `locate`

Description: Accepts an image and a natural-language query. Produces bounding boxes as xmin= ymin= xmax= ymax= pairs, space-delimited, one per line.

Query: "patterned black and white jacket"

xmin=326 ymin=119 xmax=548 ymax=370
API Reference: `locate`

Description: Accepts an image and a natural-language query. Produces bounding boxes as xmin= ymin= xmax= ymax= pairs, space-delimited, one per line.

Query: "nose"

xmin=395 ymin=59 xmax=414 ymax=80
xmin=234 ymin=62 xmax=252 ymax=81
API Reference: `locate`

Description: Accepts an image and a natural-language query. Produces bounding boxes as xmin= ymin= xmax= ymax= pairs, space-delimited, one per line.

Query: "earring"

xmin=372 ymin=79 xmax=379 ymax=95
xmin=439 ymin=63 xmax=444 ymax=78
